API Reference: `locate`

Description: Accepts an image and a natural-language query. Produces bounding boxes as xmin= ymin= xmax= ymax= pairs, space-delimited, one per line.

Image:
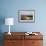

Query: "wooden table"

xmin=4 ymin=32 xmax=43 ymax=46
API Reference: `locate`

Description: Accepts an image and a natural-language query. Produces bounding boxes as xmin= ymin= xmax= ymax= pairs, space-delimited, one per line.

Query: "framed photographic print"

xmin=18 ymin=10 xmax=35 ymax=23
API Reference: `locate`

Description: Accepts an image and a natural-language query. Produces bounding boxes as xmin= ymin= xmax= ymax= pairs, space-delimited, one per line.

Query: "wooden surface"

xmin=4 ymin=32 xmax=43 ymax=46
xmin=24 ymin=40 xmax=43 ymax=46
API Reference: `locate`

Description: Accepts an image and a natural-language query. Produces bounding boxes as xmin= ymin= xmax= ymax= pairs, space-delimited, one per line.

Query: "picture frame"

xmin=18 ymin=10 xmax=35 ymax=23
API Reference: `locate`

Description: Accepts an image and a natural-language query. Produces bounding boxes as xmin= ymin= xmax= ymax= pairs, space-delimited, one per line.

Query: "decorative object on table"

xmin=5 ymin=18 xmax=14 ymax=35
xmin=18 ymin=10 xmax=35 ymax=23
xmin=25 ymin=32 xmax=38 ymax=35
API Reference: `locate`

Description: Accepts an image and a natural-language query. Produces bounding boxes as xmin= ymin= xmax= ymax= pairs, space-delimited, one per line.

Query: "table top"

xmin=4 ymin=32 xmax=43 ymax=40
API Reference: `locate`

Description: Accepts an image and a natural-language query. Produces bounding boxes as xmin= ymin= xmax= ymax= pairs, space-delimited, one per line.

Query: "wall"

xmin=0 ymin=0 xmax=46 ymax=46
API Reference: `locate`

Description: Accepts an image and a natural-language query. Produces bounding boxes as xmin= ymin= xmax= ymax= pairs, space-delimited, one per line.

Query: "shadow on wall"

xmin=0 ymin=16 xmax=5 ymax=46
